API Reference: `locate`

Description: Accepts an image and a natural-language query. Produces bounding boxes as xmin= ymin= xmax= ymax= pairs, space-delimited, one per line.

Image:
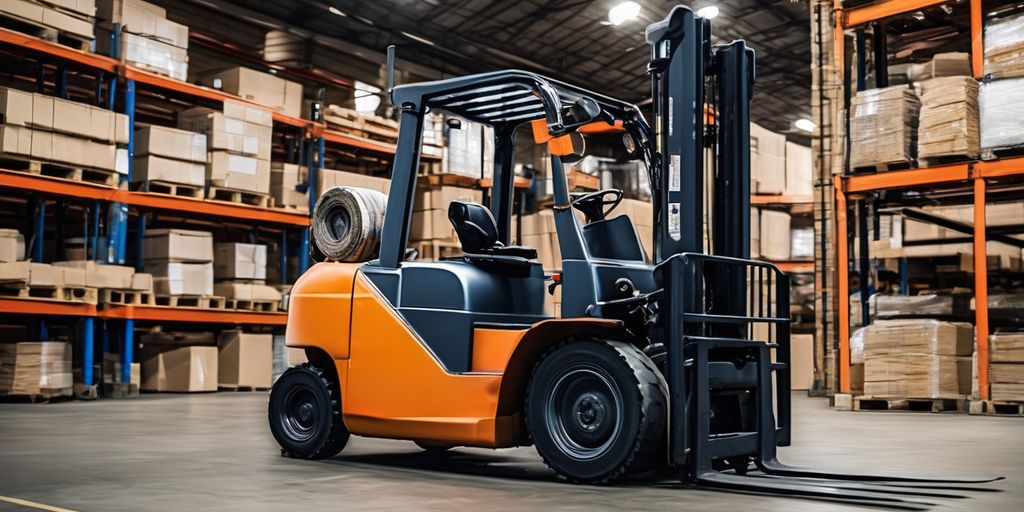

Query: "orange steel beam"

xmin=835 ymin=175 xmax=851 ymax=394
xmin=774 ymin=261 xmax=815 ymax=274
xmin=844 ymin=0 xmax=949 ymax=27
xmin=0 ymin=28 xmax=118 ymax=72
xmin=975 ymin=156 xmax=1024 ymax=178
xmin=0 ymin=298 xmax=97 ymax=317
xmin=100 ymin=305 xmax=288 ymax=325
xmin=974 ymin=178 xmax=990 ymax=400
xmin=843 ymin=163 xmax=970 ymax=192
xmin=0 ymin=169 xmax=309 ymax=226
xmin=970 ymin=0 xmax=983 ymax=78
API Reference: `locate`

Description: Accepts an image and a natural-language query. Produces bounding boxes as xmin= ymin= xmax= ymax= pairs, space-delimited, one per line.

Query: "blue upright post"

xmin=108 ymin=79 xmax=135 ymax=264
xmin=82 ymin=317 xmax=95 ymax=387
xmin=121 ymin=319 xmax=134 ymax=385
xmin=280 ymin=227 xmax=288 ymax=284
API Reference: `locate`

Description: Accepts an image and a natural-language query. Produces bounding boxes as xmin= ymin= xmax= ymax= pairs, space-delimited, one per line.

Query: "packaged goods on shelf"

xmin=874 ymin=292 xmax=971 ymax=318
xmin=0 ymin=341 xmax=73 ymax=398
xmin=917 ymin=76 xmax=979 ymax=161
xmin=141 ymin=345 xmax=218 ymax=392
xmin=901 ymin=202 xmax=1024 ymax=242
xmin=790 ymin=333 xmax=814 ymax=391
xmin=95 ymin=0 xmax=188 ymax=80
xmin=142 ymin=229 xmax=213 ymax=262
xmin=979 ymin=77 xmax=1024 ymax=150
xmin=410 ymin=209 xmax=457 ymax=243
xmin=861 ymin=319 xmax=972 ymax=399
xmin=790 ymin=227 xmax=814 ymax=260
xmin=199 ymin=67 xmax=303 ymax=118
xmin=759 ymin=209 xmax=791 ymax=261
xmin=218 ymin=331 xmax=272 ymax=389
xmin=443 ymin=119 xmax=493 ymax=178
xmin=989 ymin=332 xmax=1024 ymax=400
xmin=415 ymin=185 xmax=483 ymax=212
xmin=214 ymin=281 xmax=281 ymax=302
xmin=907 ymin=52 xmax=970 ymax=81
xmin=0 ymin=229 xmax=25 ymax=263
xmin=144 ymin=261 xmax=214 ymax=296
xmin=0 ymin=261 xmax=60 ymax=287
xmin=519 ymin=210 xmax=560 ymax=270
xmin=750 ymin=122 xmax=786 ymax=194
xmin=1 ymin=0 xmax=94 ymax=41
xmin=784 ymin=142 xmax=812 ymax=196
xmin=270 ymin=163 xmax=307 ymax=210
xmin=984 ymin=12 xmax=1024 ymax=79
xmin=318 ymin=168 xmax=390 ymax=195
xmin=324 ymin=105 xmax=400 ymax=146
xmin=214 ymin=243 xmax=267 ymax=280
xmin=990 ymin=332 xmax=1024 ymax=363
xmin=179 ymin=101 xmax=273 ymax=194
xmin=207 ymin=152 xmax=271 ymax=194
xmin=132 ymin=155 xmax=204 ymax=187
xmin=135 ymin=125 xmax=206 ymax=163
xmin=52 ymin=261 xmax=134 ymax=289
xmin=849 ymin=85 xmax=920 ymax=168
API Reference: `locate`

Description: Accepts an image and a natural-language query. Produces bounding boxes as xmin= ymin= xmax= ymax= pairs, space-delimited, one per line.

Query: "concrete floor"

xmin=0 ymin=394 xmax=1020 ymax=512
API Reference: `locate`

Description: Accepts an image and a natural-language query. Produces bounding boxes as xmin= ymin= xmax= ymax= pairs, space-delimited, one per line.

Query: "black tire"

xmin=269 ymin=363 xmax=349 ymax=459
xmin=525 ymin=339 xmax=666 ymax=484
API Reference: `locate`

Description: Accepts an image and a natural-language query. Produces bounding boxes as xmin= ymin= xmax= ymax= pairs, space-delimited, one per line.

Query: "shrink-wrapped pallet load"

xmin=989 ymin=332 xmax=1024 ymax=401
xmin=861 ymin=319 xmax=972 ymax=399
xmin=984 ymin=12 xmax=1024 ymax=79
xmin=979 ymin=77 xmax=1024 ymax=151
xmin=916 ymin=76 xmax=979 ymax=162
xmin=849 ymin=86 xmax=919 ymax=169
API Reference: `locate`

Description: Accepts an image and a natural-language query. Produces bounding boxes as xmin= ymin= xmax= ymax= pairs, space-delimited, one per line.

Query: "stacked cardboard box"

xmin=421 ymin=113 xmax=445 ymax=159
xmin=0 ymin=261 xmax=61 ymax=291
xmin=861 ymin=319 xmax=972 ymax=398
xmin=133 ymin=125 xmax=206 ymax=189
xmin=199 ymin=67 xmax=303 ymax=119
xmin=990 ymin=332 xmax=1024 ymax=401
xmin=317 ymin=168 xmax=390 ymax=196
xmin=874 ymin=292 xmax=971 ymax=318
xmin=217 ymin=330 xmax=272 ymax=389
xmin=270 ymin=163 xmax=308 ymax=211
xmin=618 ymin=198 xmax=654 ymax=262
xmin=443 ymin=118 xmax=494 ymax=178
xmin=0 ymin=341 xmax=73 ymax=398
xmin=758 ymin=209 xmax=792 ymax=261
xmin=520 ymin=210 xmax=560 ymax=270
xmin=0 ymin=86 xmax=129 ymax=175
xmin=138 ymin=331 xmax=217 ymax=392
xmin=410 ymin=185 xmax=483 ymax=249
xmin=750 ymin=122 xmax=786 ymax=194
xmin=917 ymin=76 xmax=979 ymax=161
xmin=95 ymin=0 xmax=188 ymax=80
xmin=849 ymin=85 xmax=920 ymax=169
xmin=50 ymin=260 xmax=150 ymax=303
xmin=179 ymin=100 xmax=273 ymax=195
xmin=0 ymin=229 xmax=25 ymax=263
xmin=1 ymin=0 xmax=95 ymax=42
xmin=979 ymin=77 xmax=1024 ymax=151
xmin=142 ymin=229 xmax=213 ymax=296
xmin=784 ymin=142 xmax=813 ymax=196
xmin=213 ymin=243 xmax=281 ymax=307
xmin=984 ymin=13 xmax=1024 ymax=79
xmin=907 ymin=52 xmax=970 ymax=82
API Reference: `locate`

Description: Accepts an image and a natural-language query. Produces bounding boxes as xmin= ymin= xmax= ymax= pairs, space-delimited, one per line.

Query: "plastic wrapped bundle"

xmin=980 ymin=78 xmax=1024 ymax=150
xmin=849 ymin=86 xmax=920 ymax=168
xmin=917 ymin=76 xmax=979 ymax=161
xmin=861 ymin=319 xmax=973 ymax=358
xmin=984 ymin=12 xmax=1024 ymax=79
xmin=312 ymin=186 xmax=388 ymax=263
xmin=861 ymin=320 xmax=972 ymax=398
xmin=989 ymin=332 xmax=1024 ymax=400
xmin=0 ymin=342 xmax=73 ymax=398
xmin=874 ymin=293 xmax=971 ymax=318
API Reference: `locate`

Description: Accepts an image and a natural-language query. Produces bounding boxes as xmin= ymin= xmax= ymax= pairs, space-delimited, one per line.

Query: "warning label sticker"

xmin=668 ymin=202 xmax=681 ymax=241
xmin=669 ymin=154 xmax=681 ymax=192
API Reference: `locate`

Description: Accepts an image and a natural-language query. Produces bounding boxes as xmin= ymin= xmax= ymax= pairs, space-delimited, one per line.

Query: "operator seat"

xmin=448 ymin=201 xmax=538 ymax=277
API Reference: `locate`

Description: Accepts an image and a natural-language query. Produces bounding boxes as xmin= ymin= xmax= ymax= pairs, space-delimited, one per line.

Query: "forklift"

xmin=270 ymin=5 xmax=997 ymax=504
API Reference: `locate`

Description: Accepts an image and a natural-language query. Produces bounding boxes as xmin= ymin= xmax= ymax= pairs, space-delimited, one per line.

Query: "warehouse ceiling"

xmin=162 ymin=0 xmax=811 ymax=139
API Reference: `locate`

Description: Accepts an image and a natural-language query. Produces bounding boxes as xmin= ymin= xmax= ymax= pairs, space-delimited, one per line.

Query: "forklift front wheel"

xmin=526 ymin=339 xmax=666 ymax=484
xmin=269 ymin=363 xmax=350 ymax=459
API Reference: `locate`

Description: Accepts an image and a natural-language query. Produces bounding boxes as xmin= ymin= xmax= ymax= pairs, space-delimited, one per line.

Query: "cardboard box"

xmin=750 ymin=122 xmax=786 ymax=194
xmin=0 ymin=125 xmax=32 ymax=156
xmin=51 ymin=98 xmax=91 ymax=139
xmin=97 ymin=0 xmax=187 ymax=48
xmin=415 ymin=185 xmax=483 ymax=212
xmin=94 ymin=31 xmax=188 ymax=81
xmin=0 ymin=87 xmax=33 ymax=127
xmin=849 ymin=86 xmax=920 ymax=168
xmin=217 ymin=331 xmax=272 ymax=389
xmin=31 ymin=93 xmax=54 ymax=131
xmin=917 ymin=76 xmax=979 ymax=161
xmin=131 ymin=272 xmax=153 ymax=291
xmin=991 ymin=333 xmax=1024 ymax=363
xmin=270 ymin=163 xmax=308 ymax=210
xmin=759 ymin=209 xmax=791 ymax=261
xmin=30 ymin=130 xmax=53 ymax=160
xmin=143 ymin=229 xmax=213 ymax=262
xmin=59 ymin=266 xmax=87 ymax=288
xmin=984 ymin=12 xmax=1024 ymax=79
xmin=784 ymin=142 xmax=812 ymax=196
xmin=411 ymin=209 xmax=456 ymax=242
xmin=0 ymin=262 xmax=59 ymax=287
xmin=202 ymin=67 xmax=302 ymax=118
xmin=145 ymin=262 xmax=213 ymax=296
xmin=52 ymin=261 xmax=134 ymax=288
xmin=214 ymin=243 xmax=267 ymax=280
xmin=133 ymin=154 xmax=205 ymax=186
xmin=141 ymin=345 xmax=218 ymax=392
xmin=864 ymin=353 xmax=970 ymax=398
xmin=214 ymin=282 xmax=282 ymax=302
xmin=223 ymin=99 xmax=273 ymax=127
xmin=102 ymin=353 xmax=140 ymax=386
xmin=178 ymin=108 xmax=271 ymax=158
xmin=43 ymin=0 xmax=96 ymax=18
xmin=0 ymin=342 xmax=72 ymax=396
xmin=135 ymin=125 xmax=206 ymax=163
xmin=750 ymin=208 xmax=760 ymax=258
xmin=790 ymin=227 xmax=814 ymax=260
xmin=862 ymin=320 xmax=974 ymax=358
xmin=207 ymin=152 xmax=271 ymax=194
xmin=790 ymin=334 xmax=814 ymax=391
xmin=0 ymin=229 xmax=25 ymax=263
xmin=318 ymin=168 xmax=390 ymax=195
xmin=1 ymin=0 xmax=93 ymax=39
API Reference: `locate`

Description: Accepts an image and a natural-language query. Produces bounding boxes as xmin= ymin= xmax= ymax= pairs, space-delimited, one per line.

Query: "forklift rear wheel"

xmin=269 ymin=363 xmax=349 ymax=459
xmin=526 ymin=339 xmax=666 ymax=484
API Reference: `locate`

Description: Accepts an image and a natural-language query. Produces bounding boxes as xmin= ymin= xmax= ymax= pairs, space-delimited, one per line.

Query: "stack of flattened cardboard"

xmin=179 ymin=100 xmax=273 ymax=195
xmin=0 ymin=86 xmax=129 ymax=175
xmin=979 ymin=77 xmax=1024 ymax=150
xmin=133 ymin=125 xmax=206 ymax=189
xmin=270 ymin=163 xmax=308 ymax=211
xmin=861 ymin=319 xmax=972 ymax=398
xmin=874 ymin=292 xmax=971 ymax=318
xmin=213 ymin=243 xmax=281 ymax=308
xmin=199 ymin=67 xmax=303 ymax=119
xmin=95 ymin=0 xmax=189 ymax=80
xmin=983 ymin=12 xmax=1024 ymax=79
xmin=907 ymin=52 xmax=971 ymax=82
xmin=142 ymin=229 xmax=214 ymax=297
xmin=0 ymin=0 xmax=95 ymax=42
xmin=917 ymin=76 xmax=979 ymax=161
xmin=849 ymin=86 xmax=920 ymax=169
xmin=0 ymin=341 xmax=73 ymax=398
xmin=989 ymin=332 xmax=1024 ymax=401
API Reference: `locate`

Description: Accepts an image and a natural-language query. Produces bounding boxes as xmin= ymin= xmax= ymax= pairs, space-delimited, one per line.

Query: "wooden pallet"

xmin=0 ymin=283 xmax=97 ymax=304
xmin=0 ymin=156 xmax=120 ymax=187
xmin=206 ymin=186 xmax=271 ymax=208
xmin=154 ymin=295 xmax=226 ymax=309
xmin=99 ymin=288 xmax=155 ymax=306
xmin=918 ymin=154 xmax=977 ymax=168
xmin=269 ymin=197 xmax=309 ymax=213
xmin=853 ymin=395 xmax=967 ymax=413
xmin=850 ymin=160 xmax=915 ymax=174
xmin=411 ymin=240 xmax=462 ymax=261
xmin=133 ymin=180 xmax=204 ymax=198
xmin=223 ymin=299 xmax=279 ymax=312
xmin=969 ymin=400 xmax=1024 ymax=416
xmin=0 ymin=389 xmax=74 ymax=403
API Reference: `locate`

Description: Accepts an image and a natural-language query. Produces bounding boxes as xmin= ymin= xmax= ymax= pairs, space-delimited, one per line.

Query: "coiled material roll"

xmin=312 ymin=186 xmax=387 ymax=262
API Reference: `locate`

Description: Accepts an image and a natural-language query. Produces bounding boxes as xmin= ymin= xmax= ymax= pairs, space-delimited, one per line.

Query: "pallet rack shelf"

xmin=831 ymin=0 xmax=1021 ymax=401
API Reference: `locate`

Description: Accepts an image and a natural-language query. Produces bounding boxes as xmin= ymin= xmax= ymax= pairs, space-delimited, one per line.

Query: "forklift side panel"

xmin=284 ymin=262 xmax=360 ymax=360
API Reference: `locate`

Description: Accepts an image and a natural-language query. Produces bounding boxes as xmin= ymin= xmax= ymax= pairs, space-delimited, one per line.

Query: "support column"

xmin=121 ymin=319 xmax=134 ymax=386
xmin=974 ymin=178 xmax=989 ymax=400
xmin=835 ymin=176 xmax=850 ymax=395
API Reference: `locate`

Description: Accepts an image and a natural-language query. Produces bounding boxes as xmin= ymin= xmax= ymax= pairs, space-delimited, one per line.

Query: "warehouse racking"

xmin=0 ymin=25 xmax=447 ymax=397
xmin=830 ymin=0 xmax=1024 ymax=405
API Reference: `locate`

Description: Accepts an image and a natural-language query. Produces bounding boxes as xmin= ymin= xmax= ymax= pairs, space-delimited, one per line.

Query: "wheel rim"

xmin=545 ymin=364 xmax=623 ymax=461
xmin=280 ymin=385 xmax=321 ymax=443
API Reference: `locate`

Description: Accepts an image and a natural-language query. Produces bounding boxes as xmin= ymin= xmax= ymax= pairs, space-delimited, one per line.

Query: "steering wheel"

xmin=571 ymin=189 xmax=624 ymax=223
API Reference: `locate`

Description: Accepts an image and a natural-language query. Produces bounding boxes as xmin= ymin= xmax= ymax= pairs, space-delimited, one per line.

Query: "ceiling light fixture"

xmin=696 ymin=5 xmax=719 ymax=19
xmin=328 ymin=6 xmax=346 ymax=16
xmin=608 ymin=1 xmax=641 ymax=26
xmin=795 ymin=118 xmax=816 ymax=132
